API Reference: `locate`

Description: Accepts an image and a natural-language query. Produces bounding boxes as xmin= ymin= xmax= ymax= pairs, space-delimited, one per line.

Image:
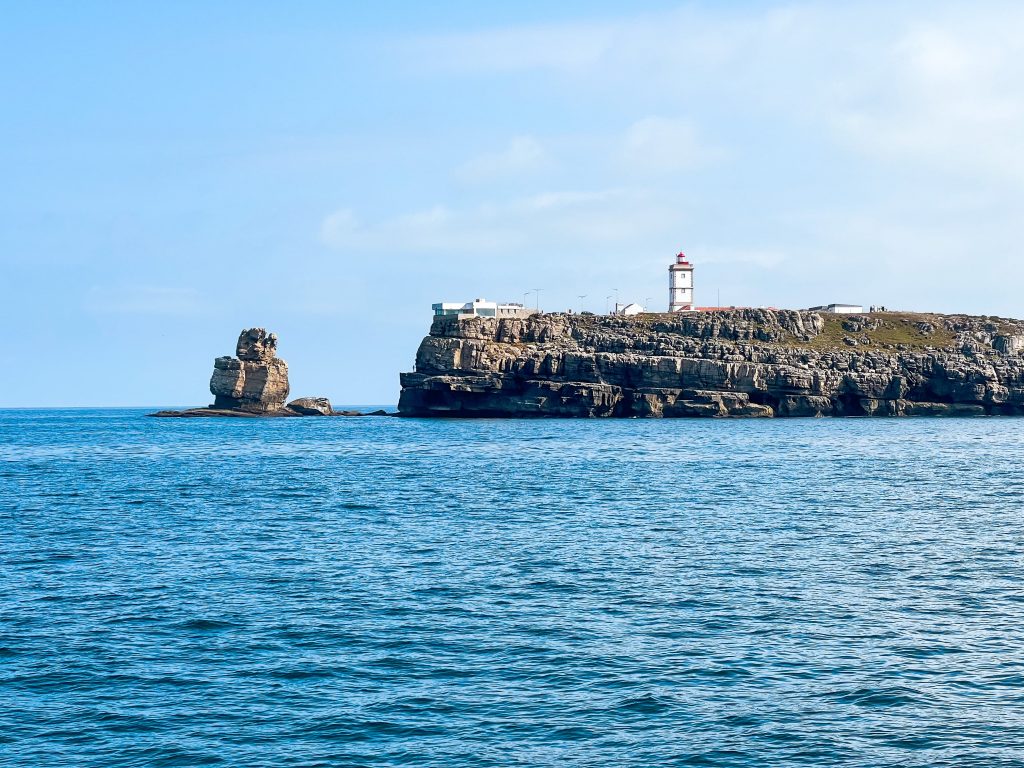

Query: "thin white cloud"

xmin=412 ymin=3 xmax=1024 ymax=187
xmin=413 ymin=19 xmax=620 ymax=74
xmin=456 ymin=136 xmax=549 ymax=182
xmin=620 ymin=117 xmax=724 ymax=174
xmin=320 ymin=208 xmax=359 ymax=242
xmin=321 ymin=188 xmax=683 ymax=255
xmin=695 ymin=247 xmax=787 ymax=269
xmin=834 ymin=17 xmax=1024 ymax=184
xmin=409 ymin=5 xmax=812 ymax=84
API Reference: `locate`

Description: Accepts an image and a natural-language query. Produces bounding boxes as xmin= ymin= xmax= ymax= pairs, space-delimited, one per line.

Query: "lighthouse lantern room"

xmin=668 ymin=251 xmax=694 ymax=312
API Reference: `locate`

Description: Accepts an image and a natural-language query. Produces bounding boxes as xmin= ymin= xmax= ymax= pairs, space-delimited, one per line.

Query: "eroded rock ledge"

xmin=397 ymin=310 xmax=1024 ymax=417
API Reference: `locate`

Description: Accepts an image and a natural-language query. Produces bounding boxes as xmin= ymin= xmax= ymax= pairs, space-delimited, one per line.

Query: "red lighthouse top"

xmin=675 ymin=251 xmax=690 ymax=265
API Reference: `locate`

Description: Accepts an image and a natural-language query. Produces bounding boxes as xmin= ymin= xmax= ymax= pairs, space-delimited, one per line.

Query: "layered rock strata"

xmin=398 ymin=310 xmax=1024 ymax=418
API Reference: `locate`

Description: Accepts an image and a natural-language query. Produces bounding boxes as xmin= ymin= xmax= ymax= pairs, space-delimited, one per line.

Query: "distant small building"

xmin=808 ymin=303 xmax=864 ymax=314
xmin=613 ymin=302 xmax=646 ymax=316
xmin=432 ymin=298 xmax=537 ymax=319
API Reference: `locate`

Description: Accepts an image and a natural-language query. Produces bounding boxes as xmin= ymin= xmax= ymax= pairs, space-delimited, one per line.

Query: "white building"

xmin=807 ymin=303 xmax=864 ymax=314
xmin=432 ymin=298 xmax=537 ymax=319
xmin=613 ymin=302 xmax=646 ymax=316
xmin=669 ymin=252 xmax=694 ymax=312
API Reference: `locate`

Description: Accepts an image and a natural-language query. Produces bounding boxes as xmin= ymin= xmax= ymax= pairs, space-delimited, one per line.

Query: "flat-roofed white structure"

xmin=808 ymin=303 xmax=865 ymax=314
xmin=432 ymin=298 xmax=537 ymax=319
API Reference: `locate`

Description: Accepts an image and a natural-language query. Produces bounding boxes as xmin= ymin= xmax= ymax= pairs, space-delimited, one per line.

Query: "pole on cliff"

xmin=533 ymin=288 xmax=542 ymax=312
xmin=578 ymin=294 xmax=587 ymax=313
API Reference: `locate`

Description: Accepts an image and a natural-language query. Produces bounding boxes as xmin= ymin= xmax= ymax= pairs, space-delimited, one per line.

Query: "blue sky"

xmin=3 ymin=1 xmax=1023 ymax=406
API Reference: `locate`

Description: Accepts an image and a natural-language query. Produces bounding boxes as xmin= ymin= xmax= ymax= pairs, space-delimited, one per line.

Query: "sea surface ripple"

xmin=2 ymin=409 xmax=1024 ymax=767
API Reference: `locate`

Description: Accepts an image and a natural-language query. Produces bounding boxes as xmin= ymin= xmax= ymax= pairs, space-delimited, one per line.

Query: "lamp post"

xmin=577 ymin=294 xmax=587 ymax=313
xmin=533 ymin=288 xmax=542 ymax=312
xmin=644 ymin=297 xmax=652 ymax=313
xmin=605 ymin=295 xmax=613 ymax=314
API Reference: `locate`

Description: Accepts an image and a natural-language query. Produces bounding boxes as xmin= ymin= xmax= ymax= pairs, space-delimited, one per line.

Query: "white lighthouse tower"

xmin=668 ymin=251 xmax=694 ymax=312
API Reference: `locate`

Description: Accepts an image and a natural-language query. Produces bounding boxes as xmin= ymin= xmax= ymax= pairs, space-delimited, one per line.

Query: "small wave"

xmin=616 ymin=692 xmax=673 ymax=714
xmin=668 ymin=750 xmax=750 ymax=765
xmin=892 ymin=644 xmax=966 ymax=659
xmin=831 ymin=686 xmax=918 ymax=707
xmin=115 ymin=745 xmax=226 ymax=766
xmin=548 ymin=725 xmax=599 ymax=741
xmin=268 ymin=667 xmax=339 ymax=680
xmin=176 ymin=618 xmax=239 ymax=631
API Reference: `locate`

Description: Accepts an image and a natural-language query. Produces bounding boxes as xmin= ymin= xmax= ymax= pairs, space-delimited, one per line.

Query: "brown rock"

xmin=236 ymin=328 xmax=278 ymax=362
xmin=287 ymin=397 xmax=333 ymax=416
xmin=209 ymin=328 xmax=290 ymax=412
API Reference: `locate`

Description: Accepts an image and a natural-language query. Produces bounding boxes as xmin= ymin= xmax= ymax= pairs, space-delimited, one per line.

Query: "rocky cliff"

xmin=398 ymin=310 xmax=1024 ymax=417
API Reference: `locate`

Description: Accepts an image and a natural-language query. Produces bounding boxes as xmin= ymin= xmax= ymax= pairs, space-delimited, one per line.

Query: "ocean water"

xmin=3 ymin=409 xmax=1024 ymax=767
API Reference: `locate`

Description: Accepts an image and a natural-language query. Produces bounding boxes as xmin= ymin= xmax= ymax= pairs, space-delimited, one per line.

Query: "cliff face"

xmin=398 ymin=310 xmax=1024 ymax=417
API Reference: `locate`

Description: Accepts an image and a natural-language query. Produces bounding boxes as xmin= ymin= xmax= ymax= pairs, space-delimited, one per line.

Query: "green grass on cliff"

xmin=547 ymin=310 xmax=963 ymax=351
xmin=803 ymin=312 xmax=956 ymax=351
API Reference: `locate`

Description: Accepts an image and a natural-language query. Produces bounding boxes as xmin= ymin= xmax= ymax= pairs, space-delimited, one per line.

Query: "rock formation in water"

xmin=286 ymin=397 xmax=333 ymax=416
xmin=398 ymin=310 xmax=1024 ymax=417
xmin=151 ymin=328 xmax=385 ymax=418
xmin=210 ymin=328 xmax=291 ymax=412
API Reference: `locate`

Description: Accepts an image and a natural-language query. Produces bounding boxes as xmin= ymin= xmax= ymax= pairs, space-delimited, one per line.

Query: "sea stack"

xmin=150 ymin=328 xmax=388 ymax=417
xmin=210 ymin=328 xmax=290 ymax=413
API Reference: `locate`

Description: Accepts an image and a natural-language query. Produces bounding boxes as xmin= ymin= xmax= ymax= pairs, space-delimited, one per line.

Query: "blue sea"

xmin=3 ymin=409 xmax=1024 ymax=767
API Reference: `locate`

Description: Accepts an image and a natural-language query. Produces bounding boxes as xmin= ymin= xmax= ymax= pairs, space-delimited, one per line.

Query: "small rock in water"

xmin=287 ymin=397 xmax=333 ymax=416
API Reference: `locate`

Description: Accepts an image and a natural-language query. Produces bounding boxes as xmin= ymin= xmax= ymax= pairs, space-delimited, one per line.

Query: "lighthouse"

xmin=668 ymin=251 xmax=694 ymax=312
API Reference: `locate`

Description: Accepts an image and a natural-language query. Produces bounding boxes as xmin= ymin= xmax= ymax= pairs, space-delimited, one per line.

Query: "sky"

xmin=3 ymin=1 xmax=1024 ymax=407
